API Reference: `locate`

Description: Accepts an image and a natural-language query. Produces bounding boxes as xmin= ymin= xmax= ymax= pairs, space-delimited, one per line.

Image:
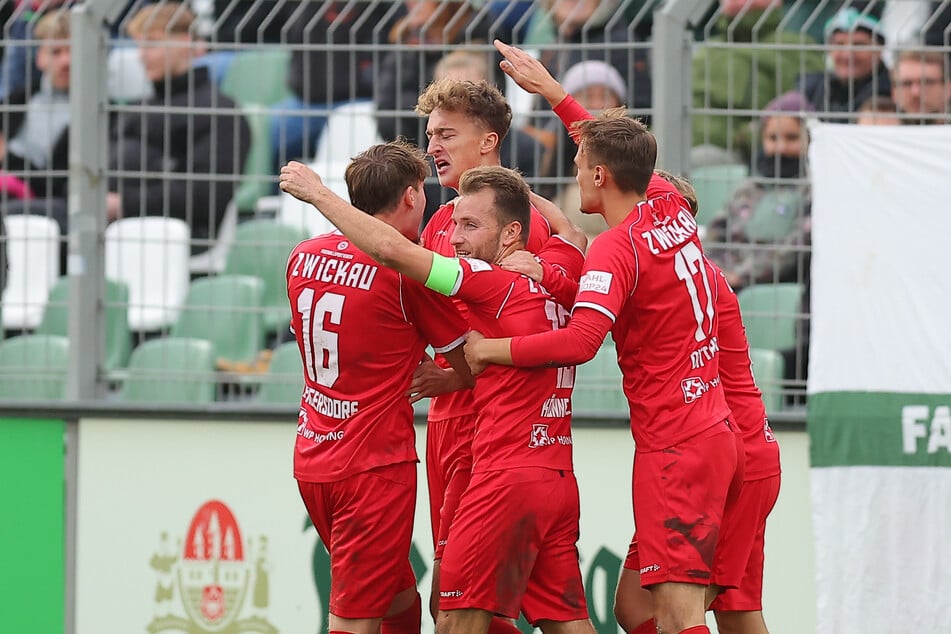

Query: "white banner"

xmin=807 ymin=123 xmax=951 ymax=634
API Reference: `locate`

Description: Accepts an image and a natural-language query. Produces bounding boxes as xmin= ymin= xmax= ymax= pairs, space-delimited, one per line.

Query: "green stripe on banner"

xmin=809 ymin=392 xmax=951 ymax=467
xmin=0 ymin=418 xmax=66 ymax=632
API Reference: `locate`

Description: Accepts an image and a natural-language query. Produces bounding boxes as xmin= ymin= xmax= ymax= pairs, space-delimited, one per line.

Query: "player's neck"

xmin=602 ymin=189 xmax=647 ymax=228
xmin=494 ymin=241 xmax=525 ymax=265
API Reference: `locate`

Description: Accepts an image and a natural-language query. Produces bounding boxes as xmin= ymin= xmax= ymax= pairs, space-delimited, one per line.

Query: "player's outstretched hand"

xmin=493 ymin=39 xmax=566 ymax=106
xmin=464 ymin=330 xmax=489 ymax=376
xmin=499 ymin=250 xmax=543 ymax=282
xmin=408 ymin=356 xmax=469 ymax=403
xmin=279 ymin=161 xmax=325 ymax=206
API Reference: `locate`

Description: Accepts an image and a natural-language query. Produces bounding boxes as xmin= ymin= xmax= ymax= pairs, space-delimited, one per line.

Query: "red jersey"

xmin=710 ymin=260 xmax=781 ymax=480
xmin=573 ymin=193 xmax=731 ymax=450
xmin=448 ymin=237 xmax=585 ymax=473
xmin=286 ymin=232 xmax=468 ymax=482
xmin=420 ymin=200 xmax=552 ymax=421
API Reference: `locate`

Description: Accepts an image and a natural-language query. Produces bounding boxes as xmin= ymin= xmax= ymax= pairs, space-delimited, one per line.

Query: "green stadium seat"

xmin=257 ymin=341 xmax=304 ymax=405
xmin=170 ymin=275 xmax=265 ymax=366
xmin=224 ymin=221 xmax=308 ymax=335
xmin=35 ymin=277 xmax=132 ymax=372
xmin=234 ymin=106 xmax=274 ymax=214
xmin=689 ymin=163 xmax=748 ymax=226
xmin=737 ymin=282 xmax=804 ymax=351
xmin=749 ymin=347 xmax=785 ymax=414
xmin=219 ymin=50 xmax=292 ymax=106
xmin=744 ymin=189 xmax=805 ymax=243
xmin=572 ymin=341 xmax=628 ymax=417
xmin=0 ymin=334 xmax=69 ymax=400
xmin=119 ymin=337 xmax=217 ymax=404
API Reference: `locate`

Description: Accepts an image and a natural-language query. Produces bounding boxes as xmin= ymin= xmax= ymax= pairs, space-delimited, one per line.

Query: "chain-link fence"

xmin=0 ymin=0 xmax=947 ymax=415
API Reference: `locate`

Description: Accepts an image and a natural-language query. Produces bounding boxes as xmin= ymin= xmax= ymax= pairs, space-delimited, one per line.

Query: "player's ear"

xmin=502 ymin=220 xmax=522 ymax=245
xmin=481 ymin=131 xmax=500 ymax=155
xmin=402 ymin=185 xmax=417 ymax=209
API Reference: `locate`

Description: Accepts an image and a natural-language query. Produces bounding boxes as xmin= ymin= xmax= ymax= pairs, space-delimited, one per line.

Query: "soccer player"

xmin=280 ymin=159 xmax=593 ymax=634
xmin=285 ymin=140 xmax=474 ymax=634
xmin=464 ymin=41 xmax=743 ymax=634
xmin=411 ymin=77 xmax=561 ymax=630
xmin=609 ymin=171 xmax=781 ymax=634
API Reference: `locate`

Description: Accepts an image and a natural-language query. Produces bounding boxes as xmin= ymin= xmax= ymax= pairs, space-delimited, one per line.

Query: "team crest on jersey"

xmin=337 ymin=240 xmax=348 ymax=251
xmin=528 ymin=424 xmax=556 ymax=448
xmin=681 ymin=377 xmax=708 ymax=403
xmin=579 ymin=271 xmax=612 ymax=294
xmin=147 ymin=500 xmax=277 ymax=633
xmin=763 ymin=417 xmax=777 ymax=443
xmin=462 ymin=257 xmax=493 ymax=272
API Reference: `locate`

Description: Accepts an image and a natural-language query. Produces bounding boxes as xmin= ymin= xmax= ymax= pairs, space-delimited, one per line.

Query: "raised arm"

xmin=493 ymin=39 xmax=567 ymax=108
xmin=279 ymin=161 xmax=437 ymax=285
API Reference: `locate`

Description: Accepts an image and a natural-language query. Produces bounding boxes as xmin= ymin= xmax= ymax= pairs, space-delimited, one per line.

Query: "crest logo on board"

xmin=148 ymin=500 xmax=277 ymax=633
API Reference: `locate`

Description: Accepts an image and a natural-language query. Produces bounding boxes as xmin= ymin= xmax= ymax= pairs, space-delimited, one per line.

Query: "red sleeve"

xmin=552 ymin=95 xmax=595 ymax=142
xmin=540 ymin=262 xmax=579 ymax=310
xmin=510 ymin=306 xmax=612 ymax=367
xmin=401 ymin=276 xmax=468 ymax=351
xmin=536 ymin=236 xmax=584 ymax=310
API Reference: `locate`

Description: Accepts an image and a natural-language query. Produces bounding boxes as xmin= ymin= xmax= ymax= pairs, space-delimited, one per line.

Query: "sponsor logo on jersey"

xmin=579 ymin=270 xmax=612 ymax=294
xmin=147 ymin=500 xmax=275 ymax=633
xmin=681 ymin=377 xmax=708 ymax=403
xmin=764 ymin=416 xmax=777 ymax=443
xmin=529 ymin=424 xmax=556 ymax=448
xmin=440 ymin=590 xmax=464 ymax=598
xmin=639 ymin=563 xmax=661 ymax=574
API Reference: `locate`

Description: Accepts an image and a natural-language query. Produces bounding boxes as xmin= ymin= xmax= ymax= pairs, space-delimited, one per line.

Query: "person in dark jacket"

xmin=797 ymin=7 xmax=891 ymax=122
xmin=108 ymin=2 xmax=250 ymax=254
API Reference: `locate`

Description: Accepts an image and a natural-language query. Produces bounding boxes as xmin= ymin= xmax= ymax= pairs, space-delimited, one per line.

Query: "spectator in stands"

xmin=269 ymin=1 xmax=402 ymax=170
xmin=1 ymin=8 xmax=71 ymax=237
xmin=374 ymin=1 xmax=503 ymax=146
xmin=798 ymin=7 xmax=891 ymax=122
xmin=891 ymin=49 xmax=951 ymax=124
xmin=705 ymin=90 xmax=813 ymax=291
xmin=692 ymin=0 xmax=824 ymax=161
xmin=530 ymin=0 xmax=651 ymax=114
xmin=856 ymin=94 xmax=901 ymax=125
xmin=107 ymin=2 xmax=251 ymax=254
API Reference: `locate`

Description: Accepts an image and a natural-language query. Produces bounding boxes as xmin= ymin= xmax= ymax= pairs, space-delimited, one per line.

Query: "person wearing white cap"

xmin=797 ymin=6 xmax=892 ymax=122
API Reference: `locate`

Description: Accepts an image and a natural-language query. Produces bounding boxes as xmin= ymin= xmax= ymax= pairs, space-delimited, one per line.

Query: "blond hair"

xmin=126 ymin=2 xmax=195 ymax=38
xmin=416 ymin=77 xmax=512 ymax=141
xmin=33 ymin=9 xmax=70 ymax=41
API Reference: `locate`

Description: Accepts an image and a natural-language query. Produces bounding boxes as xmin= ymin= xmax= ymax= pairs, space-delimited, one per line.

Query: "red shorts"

xmin=629 ymin=421 xmax=741 ymax=588
xmin=297 ymin=462 xmax=417 ymax=618
xmin=438 ymin=467 xmax=588 ymax=624
xmin=709 ymin=474 xmax=781 ymax=612
xmin=426 ymin=414 xmax=476 ymax=560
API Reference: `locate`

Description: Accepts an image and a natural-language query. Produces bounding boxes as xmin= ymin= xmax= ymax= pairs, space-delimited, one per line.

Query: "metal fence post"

xmin=67 ymin=4 xmax=109 ymax=401
xmin=651 ymin=0 xmax=715 ymax=175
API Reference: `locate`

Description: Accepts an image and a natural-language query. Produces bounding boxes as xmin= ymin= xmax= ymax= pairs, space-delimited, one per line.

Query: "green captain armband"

xmin=425 ymin=253 xmax=461 ymax=295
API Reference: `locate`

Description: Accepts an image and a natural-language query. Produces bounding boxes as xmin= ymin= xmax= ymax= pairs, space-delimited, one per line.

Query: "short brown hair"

xmin=573 ymin=109 xmax=656 ymax=195
xmin=893 ymin=49 xmax=948 ymax=78
xmin=345 ymin=139 xmax=430 ymax=216
xmin=655 ymin=169 xmax=698 ymax=217
xmin=416 ymin=78 xmax=512 ymax=141
xmin=458 ymin=166 xmax=531 ymax=243
xmin=33 ymin=9 xmax=70 ymax=41
xmin=127 ymin=2 xmax=195 ymax=38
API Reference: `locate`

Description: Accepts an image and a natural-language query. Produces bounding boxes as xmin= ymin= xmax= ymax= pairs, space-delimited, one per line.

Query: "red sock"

xmin=487 ymin=617 xmax=522 ymax=634
xmin=678 ymin=626 xmax=710 ymax=634
xmin=631 ymin=618 xmax=656 ymax=634
xmin=381 ymin=592 xmax=421 ymax=634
